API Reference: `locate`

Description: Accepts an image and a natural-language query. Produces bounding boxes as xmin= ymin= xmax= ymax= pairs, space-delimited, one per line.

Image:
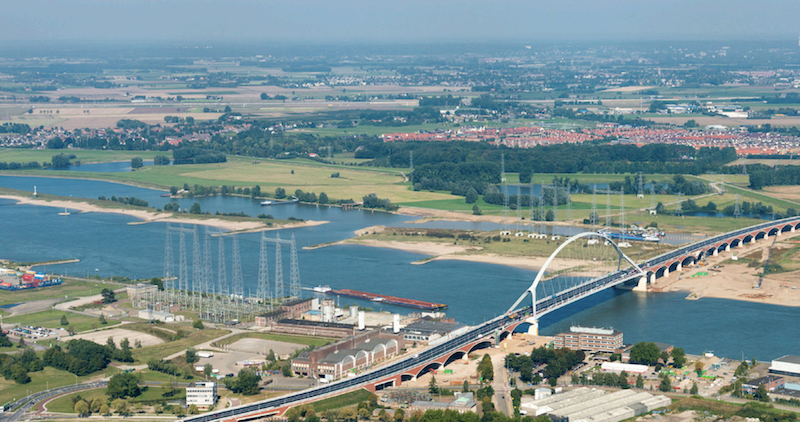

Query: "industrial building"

xmin=770 ymin=355 xmax=800 ymax=377
xmin=400 ymin=320 xmax=468 ymax=345
xmin=272 ymin=319 xmax=358 ymax=338
xmin=409 ymin=392 xmax=477 ymax=414
xmin=137 ymin=309 xmax=181 ymax=322
xmin=553 ymin=326 xmax=623 ymax=352
xmin=520 ymin=387 xmax=670 ymax=422
xmin=291 ymin=329 xmax=404 ymax=380
xmin=743 ymin=376 xmax=785 ymax=394
xmin=185 ymin=381 xmax=217 ymax=410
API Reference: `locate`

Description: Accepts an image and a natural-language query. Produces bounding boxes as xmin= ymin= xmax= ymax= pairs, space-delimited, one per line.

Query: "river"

xmin=0 ymin=172 xmax=797 ymax=361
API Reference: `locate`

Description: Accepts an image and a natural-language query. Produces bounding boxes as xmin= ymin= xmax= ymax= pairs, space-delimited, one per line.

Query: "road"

xmin=491 ymin=354 xmax=512 ymax=416
xmin=0 ymin=381 xmax=106 ymax=422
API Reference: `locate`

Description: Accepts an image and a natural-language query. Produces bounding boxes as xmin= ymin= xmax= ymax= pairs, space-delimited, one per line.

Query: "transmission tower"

xmin=619 ymin=188 xmax=625 ymax=233
xmin=327 ymin=143 xmax=332 ymax=161
xmin=529 ymin=182 xmax=536 ymax=233
xmin=178 ymin=226 xmax=188 ymax=307
xmin=741 ymin=157 xmax=748 ymax=175
xmin=538 ymin=185 xmax=545 ymax=234
xmin=637 ymin=172 xmax=644 ymax=198
xmin=515 ymin=190 xmax=522 ymax=234
xmin=734 ymin=194 xmax=741 ymax=218
xmin=217 ymin=234 xmax=228 ymax=298
xmin=591 ymin=185 xmax=598 ymax=231
xmin=675 ymin=193 xmax=683 ymax=216
xmin=565 ymin=186 xmax=572 ymax=222
xmin=650 ymin=186 xmax=656 ymax=210
xmin=501 ymin=153 xmax=508 ymax=231
xmin=274 ymin=233 xmax=284 ymax=301
xmin=720 ymin=173 xmax=726 ymax=194
xmin=289 ymin=233 xmax=301 ymax=300
xmin=258 ymin=233 xmax=271 ymax=307
xmin=552 ymin=182 xmax=558 ymax=225
xmin=606 ymin=189 xmax=612 ymax=228
xmin=409 ymin=150 xmax=413 ymax=172
xmin=163 ymin=223 xmax=174 ymax=296
xmin=201 ymin=229 xmax=212 ymax=316
xmin=191 ymin=226 xmax=201 ymax=310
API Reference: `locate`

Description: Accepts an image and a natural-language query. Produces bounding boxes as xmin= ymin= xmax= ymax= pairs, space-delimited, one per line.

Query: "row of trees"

xmin=506 ymin=347 xmax=585 ymax=386
xmin=43 ymin=338 xmax=132 ymax=376
xmin=97 ymin=195 xmax=149 ymax=207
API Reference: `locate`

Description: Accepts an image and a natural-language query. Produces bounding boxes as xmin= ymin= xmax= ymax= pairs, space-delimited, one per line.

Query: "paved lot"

xmin=70 ymin=327 xmax=163 ymax=348
xmin=227 ymin=338 xmax=305 ymax=358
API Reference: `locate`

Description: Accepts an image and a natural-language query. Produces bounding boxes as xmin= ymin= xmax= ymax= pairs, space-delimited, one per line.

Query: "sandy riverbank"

xmin=0 ymin=194 xmax=327 ymax=233
xmin=652 ymin=235 xmax=800 ymax=307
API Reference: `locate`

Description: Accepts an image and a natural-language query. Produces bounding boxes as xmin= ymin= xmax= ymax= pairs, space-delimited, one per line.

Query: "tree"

xmin=478 ymin=354 xmax=494 ymax=382
xmin=463 ymin=380 xmax=470 ymax=392
xmin=660 ymin=351 xmax=670 ymax=365
xmin=189 ymin=202 xmax=202 ymax=214
xmin=224 ymin=106 xmax=232 ymax=113
xmin=131 ymin=157 xmax=143 ymax=169
xmin=319 ymin=192 xmax=329 ymax=204
xmin=378 ymin=409 xmax=389 ymax=422
xmin=393 ymin=408 xmax=405 ymax=422
xmin=99 ymin=404 xmax=110 ymax=416
xmin=694 ymin=361 xmax=704 ymax=376
xmin=170 ymin=186 xmax=178 ymax=195
xmin=671 ymin=348 xmax=686 ymax=368
xmin=107 ymin=373 xmax=140 ymax=399
xmin=237 ymin=368 xmax=262 ymax=395
xmin=281 ymin=362 xmax=292 ymax=377
xmin=204 ymin=363 xmax=213 ymax=377
xmin=17 ymin=337 xmax=25 ymax=348
xmin=658 ymin=376 xmax=672 ymax=392
xmin=186 ymin=348 xmax=199 ymax=364
xmin=465 ymin=188 xmax=478 ymax=204
xmin=267 ymin=349 xmax=276 ymax=362
xmin=261 ymin=93 xmax=268 ymax=100
xmin=636 ymin=374 xmax=644 ymax=389
xmin=690 ymin=382 xmax=698 ymax=395
xmin=51 ymin=153 xmax=71 ymax=168
xmin=74 ymin=400 xmax=90 ymax=416
xmin=61 ymin=315 xmax=69 ymax=326
xmin=193 ymin=319 xmax=204 ymax=329
xmin=629 ymin=342 xmax=660 ymax=365
xmin=754 ymin=384 xmax=770 ymax=402
xmin=98 ymin=314 xmax=107 ymax=325
xmin=472 ymin=205 xmax=482 ymax=215
xmin=189 ymin=404 xmax=199 ymax=415
xmin=340 ymin=408 xmax=357 ymax=422
xmin=101 ymin=288 xmax=116 ymax=304
xmin=357 ymin=407 xmax=370 ymax=420
xmin=545 ymin=209 xmax=555 ymax=221
xmin=275 ymin=187 xmax=286 ymax=199
xmin=252 ymin=185 xmax=261 ymax=198
xmin=150 ymin=277 xmax=164 ymax=290
xmin=90 ymin=397 xmax=104 ymax=413
xmin=429 ymin=375 xmax=439 ymax=394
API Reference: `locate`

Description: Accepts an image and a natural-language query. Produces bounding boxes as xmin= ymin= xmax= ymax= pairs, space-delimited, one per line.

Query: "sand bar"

xmin=0 ymin=194 xmax=327 ymax=232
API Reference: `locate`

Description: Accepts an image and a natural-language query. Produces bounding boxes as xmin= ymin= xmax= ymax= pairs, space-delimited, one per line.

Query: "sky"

xmin=0 ymin=0 xmax=798 ymax=44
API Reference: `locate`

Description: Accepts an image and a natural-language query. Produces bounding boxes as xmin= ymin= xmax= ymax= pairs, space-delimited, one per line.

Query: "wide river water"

xmin=0 ymin=170 xmax=797 ymax=361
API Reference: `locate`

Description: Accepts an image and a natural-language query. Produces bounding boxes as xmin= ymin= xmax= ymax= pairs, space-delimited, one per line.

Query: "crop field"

xmin=0 ymin=148 xmax=163 ymax=164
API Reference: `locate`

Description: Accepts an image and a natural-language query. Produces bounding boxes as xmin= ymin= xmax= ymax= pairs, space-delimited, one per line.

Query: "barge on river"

xmin=328 ymin=288 xmax=447 ymax=311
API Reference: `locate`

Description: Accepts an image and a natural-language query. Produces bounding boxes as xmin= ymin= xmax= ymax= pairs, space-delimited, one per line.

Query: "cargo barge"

xmin=329 ymin=288 xmax=447 ymax=310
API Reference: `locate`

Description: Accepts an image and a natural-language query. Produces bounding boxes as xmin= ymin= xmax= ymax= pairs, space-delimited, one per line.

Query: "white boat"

xmin=260 ymin=200 xmax=273 ymax=206
xmin=371 ymin=297 xmax=385 ymax=302
xmin=312 ymin=285 xmax=332 ymax=293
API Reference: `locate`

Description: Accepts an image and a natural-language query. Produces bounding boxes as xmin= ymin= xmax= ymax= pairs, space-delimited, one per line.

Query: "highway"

xmin=0 ymin=381 xmax=106 ymax=422
xmin=182 ymin=216 xmax=800 ymax=422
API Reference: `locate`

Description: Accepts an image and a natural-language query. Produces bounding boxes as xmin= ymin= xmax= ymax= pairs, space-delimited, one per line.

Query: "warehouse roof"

xmin=773 ymin=355 xmax=800 ymax=365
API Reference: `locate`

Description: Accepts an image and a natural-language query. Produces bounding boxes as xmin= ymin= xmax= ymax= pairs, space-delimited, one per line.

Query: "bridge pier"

xmin=712 ymin=249 xmax=718 ymax=257
xmin=663 ymin=268 xmax=669 ymax=278
xmin=632 ymin=276 xmax=648 ymax=292
xmin=751 ymin=237 xmax=757 ymax=244
xmin=525 ymin=317 xmax=538 ymax=336
xmin=725 ymin=245 xmax=730 ymax=252
xmin=792 ymin=227 xmax=796 ymax=233
xmin=777 ymin=231 xmax=782 ymax=237
xmin=676 ymin=263 xmax=682 ymax=272
xmin=649 ymin=273 xmax=656 ymax=284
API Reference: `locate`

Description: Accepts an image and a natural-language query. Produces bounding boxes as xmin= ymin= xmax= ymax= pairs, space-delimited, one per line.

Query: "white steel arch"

xmin=507 ymin=232 xmax=645 ymax=315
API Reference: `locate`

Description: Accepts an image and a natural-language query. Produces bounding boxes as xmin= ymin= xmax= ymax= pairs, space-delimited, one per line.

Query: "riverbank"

xmin=651 ymin=234 xmax=800 ymax=307
xmin=0 ymin=193 xmax=327 ymax=233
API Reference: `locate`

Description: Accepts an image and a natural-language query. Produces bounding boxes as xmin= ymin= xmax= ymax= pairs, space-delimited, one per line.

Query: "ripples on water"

xmin=0 ymin=175 xmax=796 ymax=359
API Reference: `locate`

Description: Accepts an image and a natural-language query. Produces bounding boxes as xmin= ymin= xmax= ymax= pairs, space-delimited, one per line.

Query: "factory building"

xmin=291 ymin=329 xmax=404 ymax=380
xmin=400 ymin=320 xmax=468 ymax=345
xmin=409 ymin=392 xmax=477 ymax=414
xmin=520 ymin=387 xmax=670 ymax=422
xmin=770 ymin=355 xmax=800 ymax=377
xmin=743 ymin=376 xmax=785 ymax=394
xmin=553 ymin=326 xmax=623 ymax=352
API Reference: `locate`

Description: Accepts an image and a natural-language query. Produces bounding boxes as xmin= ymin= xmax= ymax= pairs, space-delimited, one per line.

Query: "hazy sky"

xmin=1 ymin=0 xmax=798 ymax=44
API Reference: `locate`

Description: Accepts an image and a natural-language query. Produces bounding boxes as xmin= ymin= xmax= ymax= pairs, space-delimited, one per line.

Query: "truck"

xmin=197 ymin=351 xmax=214 ymax=358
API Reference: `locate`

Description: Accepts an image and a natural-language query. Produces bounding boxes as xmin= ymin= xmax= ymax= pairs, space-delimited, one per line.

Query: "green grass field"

xmin=129 ymin=327 xmax=229 ymax=363
xmin=0 ymin=366 xmax=122 ymax=408
xmin=0 ymin=148 xmax=163 ymax=165
xmin=212 ymin=332 xmax=335 ymax=349
xmin=3 ymin=309 xmax=119 ymax=333
xmin=309 ymin=389 xmax=373 ymax=412
xmin=0 ymin=278 xmax=114 ymax=307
